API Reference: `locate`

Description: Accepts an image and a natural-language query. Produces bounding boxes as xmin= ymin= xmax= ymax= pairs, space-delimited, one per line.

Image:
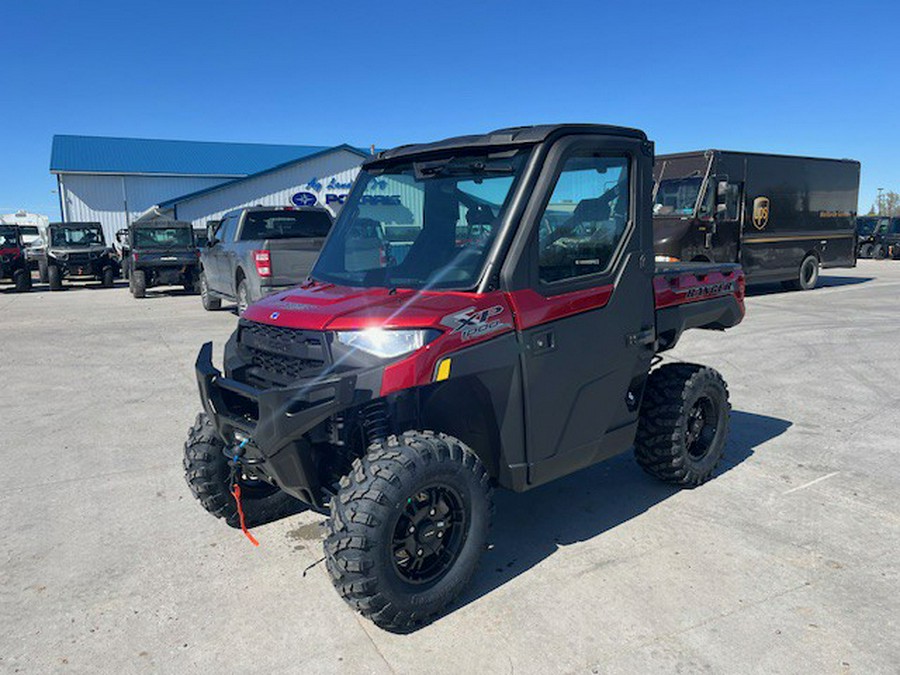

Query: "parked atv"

xmin=33 ymin=222 xmax=119 ymax=290
xmin=0 ymin=224 xmax=33 ymax=292
xmin=127 ymin=221 xmax=199 ymax=298
xmin=183 ymin=124 xmax=746 ymax=631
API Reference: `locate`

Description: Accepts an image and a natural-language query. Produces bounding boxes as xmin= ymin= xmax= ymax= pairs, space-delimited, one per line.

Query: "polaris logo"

xmin=270 ymin=312 xmax=280 ymax=320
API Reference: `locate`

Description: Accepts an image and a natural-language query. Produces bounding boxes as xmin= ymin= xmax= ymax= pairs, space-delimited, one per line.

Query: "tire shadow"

xmin=747 ymin=275 xmax=873 ymax=297
xmin=454 ymin=410 xmax=792 ymax=611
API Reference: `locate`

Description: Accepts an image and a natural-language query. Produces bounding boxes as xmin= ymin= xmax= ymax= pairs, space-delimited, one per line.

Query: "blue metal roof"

xmin=50 ymin=135 xmax=342 ymax=176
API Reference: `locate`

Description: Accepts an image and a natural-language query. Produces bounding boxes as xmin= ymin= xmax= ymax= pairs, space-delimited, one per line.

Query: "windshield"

xmin=890 ymin=218 xmax=900 ymax=235
xmin=312 ymin=150 xmax=529 ymax=290
xmin=856 ymin=218 xmax=879 ymax=235
xmin=51 ymin=225 xmax=104 ymax=247
xmin=19 ymin=226 xmax=39 ymax=237
xmin=653 ymin=177 xmax=707 ymax=217
xmin=240 ymin=210 xmax=332 ymax=240
xmin=0 ymin=226 xmax=19 ymax=248
xmin=134 ymin=227 xmax=193 ymax=248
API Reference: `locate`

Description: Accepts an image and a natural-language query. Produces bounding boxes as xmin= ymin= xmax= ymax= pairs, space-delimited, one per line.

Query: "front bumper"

xmin=195 ymin=342 xmax=380 ymax=506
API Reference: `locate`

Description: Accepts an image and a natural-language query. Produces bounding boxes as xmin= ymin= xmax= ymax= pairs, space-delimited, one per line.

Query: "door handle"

xmin=529 ymin=330 xmax=555 ymax=355
xmin=626 ymin=327 xmax=656 ymax=348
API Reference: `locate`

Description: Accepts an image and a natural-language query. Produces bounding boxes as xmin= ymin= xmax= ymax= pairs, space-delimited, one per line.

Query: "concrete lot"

xmin=1 ymin=261 xmax=898 ymax=674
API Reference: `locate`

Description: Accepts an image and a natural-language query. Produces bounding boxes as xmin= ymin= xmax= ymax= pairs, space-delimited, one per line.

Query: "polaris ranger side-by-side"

xmin=183 ymin=124 xmax=746 ymax=631
xmin=33 ymin=222 xmax=119 ymax=290
xmin=127 ymin=221 xmax=200 ymax=298
xmin=653 ymin=150 xmax=859 ymax=289
xmin=0 ymin=224 xmax=33 ymax=292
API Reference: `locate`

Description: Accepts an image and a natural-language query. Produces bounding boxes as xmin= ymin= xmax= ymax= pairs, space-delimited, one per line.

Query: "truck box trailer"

xmin=653 ymin=150 xmax=860 ymax=288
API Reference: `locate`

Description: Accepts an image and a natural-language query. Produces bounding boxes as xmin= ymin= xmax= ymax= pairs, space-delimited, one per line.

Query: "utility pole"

xmin=877 ymin=187 xmax=884 ymax=216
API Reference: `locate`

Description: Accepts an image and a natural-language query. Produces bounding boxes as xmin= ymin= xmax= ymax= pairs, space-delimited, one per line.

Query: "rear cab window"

xmin=239 ymin=210 xmax=332 ymax=241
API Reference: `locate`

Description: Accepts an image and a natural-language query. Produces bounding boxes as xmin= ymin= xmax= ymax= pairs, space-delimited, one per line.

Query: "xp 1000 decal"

xmin=441 ymin=305 xmax=511 ymax=341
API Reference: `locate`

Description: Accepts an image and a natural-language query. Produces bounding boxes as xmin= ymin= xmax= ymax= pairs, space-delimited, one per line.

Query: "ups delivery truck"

xmin=653 ymin=150 xmax=859 ymax=289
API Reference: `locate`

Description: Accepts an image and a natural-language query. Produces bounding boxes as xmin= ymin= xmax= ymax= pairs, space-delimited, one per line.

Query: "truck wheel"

xmin=236 ymin=278 xmax=250 ymax=315
xmin=634 ymin=363 xmax=730 ymax=487
xmin=872 ymin=244 xmax=885 ymax=260
xmin=324 ymin=430 xmax=493 ymax=632
xmin=13 ymin=268 xmax=31 ymax=292
xmin=132 ymin=269 xmax=147 ymax=298
xmin=783 ymin=254 xmax=819 ymax=291
xmin=48 ymin=264 xmax=63 ymax=291
xmin=182 ymin=412 xmax=291 ymax=528
xmin=200 ymin=272 xmax=221 ymax=310
xmin=102 ymin=266 xmax=115 ymax=288
xmin=38 ymin=259 xmax=48 ymax=283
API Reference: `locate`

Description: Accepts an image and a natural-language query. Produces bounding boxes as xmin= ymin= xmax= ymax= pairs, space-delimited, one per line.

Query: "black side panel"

xmin=419 ymin=331 xmax=527 ymax=491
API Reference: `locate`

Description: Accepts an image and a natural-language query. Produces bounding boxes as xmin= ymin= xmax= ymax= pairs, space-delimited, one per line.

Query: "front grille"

xmin=237 ymin=320 xmax=328 ymax=387
xmin=67 ymin=252 xmax=91 ymax=265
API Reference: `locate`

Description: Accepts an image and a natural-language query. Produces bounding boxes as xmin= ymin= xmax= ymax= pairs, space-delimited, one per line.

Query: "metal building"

xmin=50 ymin=135 xmax=369 ymax=242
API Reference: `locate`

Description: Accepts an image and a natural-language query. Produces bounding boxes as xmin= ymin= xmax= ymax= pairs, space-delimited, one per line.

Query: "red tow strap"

xmin=230 ymin=483 xmax=260 ymax=547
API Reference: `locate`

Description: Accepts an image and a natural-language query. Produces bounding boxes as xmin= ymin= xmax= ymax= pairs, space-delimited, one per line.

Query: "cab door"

xmin=504 ymin=135 xmax=656 ymax=487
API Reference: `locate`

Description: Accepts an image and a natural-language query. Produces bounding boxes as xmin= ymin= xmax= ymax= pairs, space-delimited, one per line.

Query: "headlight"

xmin=655 ymin=255 xmax=681 ymax=263
xmin=335 ymin=328 xmax=437 ymax=359
xmin=53 ymin=251 xmax=68 ymax=261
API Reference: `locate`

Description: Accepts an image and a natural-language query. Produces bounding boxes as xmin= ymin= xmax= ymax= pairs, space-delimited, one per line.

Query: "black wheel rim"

xmin=391 ymin=484 xmax=468 ymax=585
xmin=685 ymin=396 xmax=718 ymax=460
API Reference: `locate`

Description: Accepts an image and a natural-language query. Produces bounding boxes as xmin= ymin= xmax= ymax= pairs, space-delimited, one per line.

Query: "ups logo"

xmin=753 ymin=196 xmax=770 ymax=230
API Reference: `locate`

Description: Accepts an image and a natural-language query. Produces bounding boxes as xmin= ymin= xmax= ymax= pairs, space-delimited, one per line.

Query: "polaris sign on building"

xmin=50 ymin=135 xmax=372 ymax=241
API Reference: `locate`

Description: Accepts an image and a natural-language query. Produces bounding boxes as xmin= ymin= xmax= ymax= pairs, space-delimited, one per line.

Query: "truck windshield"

xmin=0 ymin=226 xmax=18 ymax=247
xmin=856 ymin=218 xmax=879 ymax=236
xmin=134 ymin=227 xmax=193 ymax=248
xmin=240 ymin=210 xmax=332 ymax=240
xmin=51 ymin=225 xmax=104 ymax=247
xmin=654 ymin=178 xmax=704 ymax=217
xmin=312 ymin=150 xmax=529 ymax=290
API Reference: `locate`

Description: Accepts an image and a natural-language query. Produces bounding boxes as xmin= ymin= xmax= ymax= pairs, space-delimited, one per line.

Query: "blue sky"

xmin=1 ymin=0 xmax=897 ymax=218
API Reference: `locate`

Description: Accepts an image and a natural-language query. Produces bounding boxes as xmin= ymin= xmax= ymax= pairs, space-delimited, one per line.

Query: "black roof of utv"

xmin=367 ymin=123 xmax=648 ymax=165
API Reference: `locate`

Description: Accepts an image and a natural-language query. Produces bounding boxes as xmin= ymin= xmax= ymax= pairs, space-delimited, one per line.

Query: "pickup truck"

xmin=198 ymin=206 xmax=333 ymax=313
xmin=182 ymin=124 xmax=745 ymax=632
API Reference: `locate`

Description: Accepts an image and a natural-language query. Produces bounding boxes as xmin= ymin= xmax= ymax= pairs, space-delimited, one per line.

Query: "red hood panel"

xmin=242 ymin=280 xmax=511 ymax=332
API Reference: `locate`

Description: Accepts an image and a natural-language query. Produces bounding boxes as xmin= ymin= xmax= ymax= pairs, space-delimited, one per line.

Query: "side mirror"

xmin=717 ymin=180 xmax=729 ymax=198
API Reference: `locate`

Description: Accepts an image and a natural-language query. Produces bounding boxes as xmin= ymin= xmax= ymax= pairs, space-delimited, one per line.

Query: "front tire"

xmin=634 ymin=363 xmax=730 ymax=486
xmin=48 ymin=264 xmax=62 ymax=291
xmin=872 ymin=244 xmax=886 ymax=260
xmin=38 ymin=259 xmax=48 ymax=283
xmin=200 ymin=271 xmax=221 ymax=310
xmin=131 ymin=269 xmax=146 ymax=298
xmin=325 ymin=431 xmax=493 ymax=632
xmin=182 ymin=413 xmax=292 ymax=528
xmin=13 ymin=268 xmax=31 ymax=292
xmin=102 ymin=266 xmax=115 ymax=288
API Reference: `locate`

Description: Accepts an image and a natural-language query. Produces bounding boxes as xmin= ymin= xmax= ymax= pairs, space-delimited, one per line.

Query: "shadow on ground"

xmin=455 ymin=409 xmax=792 ymax=611
xmin=748 ymin=275 xmax=873 ymax=297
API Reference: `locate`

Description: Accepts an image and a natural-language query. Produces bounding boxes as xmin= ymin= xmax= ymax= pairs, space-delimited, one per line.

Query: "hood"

xmin=49 ymin=245 xmax=108 ymax=254
xmin=242 ymin=279 xmax=510 ymax=333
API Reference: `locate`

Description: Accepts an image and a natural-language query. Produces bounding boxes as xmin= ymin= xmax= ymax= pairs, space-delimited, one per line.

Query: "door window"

xmin=538 ymin=154 xmax=630 ymax=283
xmin=218 ymin=216 xmax=238 ymax=243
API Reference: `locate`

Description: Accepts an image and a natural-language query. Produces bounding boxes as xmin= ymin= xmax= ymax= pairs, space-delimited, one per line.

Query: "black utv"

xmin=127 ymin=221 xmax=200 ymax=298
xmin=35 ymin=222 xmax=119 ymax=290
xmin=0 ymin=224 xmax=33 ymax=292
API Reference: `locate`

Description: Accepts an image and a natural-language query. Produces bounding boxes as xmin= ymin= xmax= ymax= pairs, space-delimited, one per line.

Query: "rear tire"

xmin=200 ymin=271 xmax=221 ymax=310
xmin=48 ymin=264 xmax=62 ymax=291
xmin=325 ymin=431 xmax=493 ymax=632
xmin=38 ymin=259 xmax=48 ymax=283
xmin=182 ymin=412 xmax=292 ymax=528
xmin=13 ymin=268 xmax=31 ymax=292
xmin=783 ymin=254 xmax=819 ymax=291
xmin=236 ymin=278 xmax=250 ymax=315
xmin=132 ymin=269 xmax=146 ymax=298
xmin=634 ymin=363 xmax=730 ymax=486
